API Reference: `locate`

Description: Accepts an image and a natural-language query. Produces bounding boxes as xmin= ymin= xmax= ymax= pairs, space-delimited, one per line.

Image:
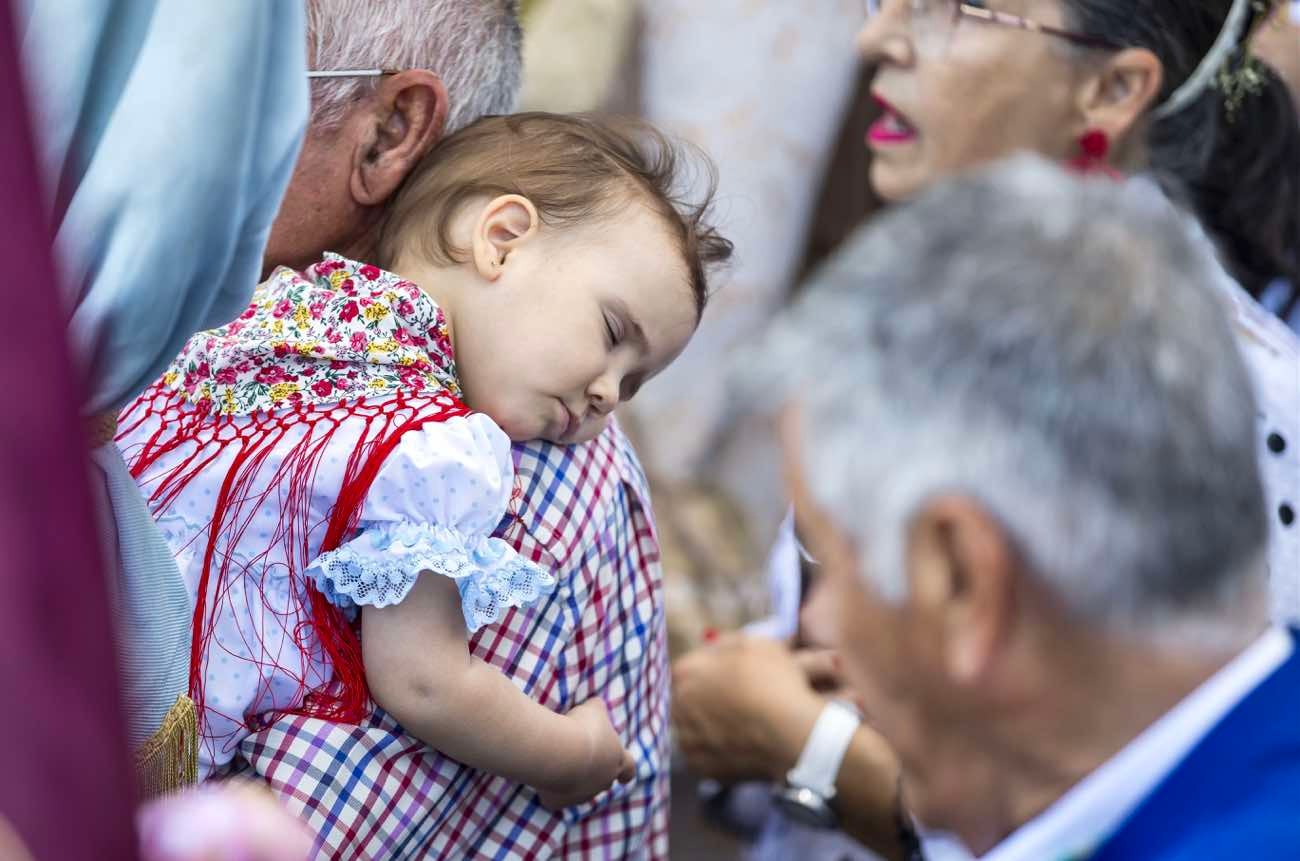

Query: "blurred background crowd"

xmin=2 ymin=1 xmax=1298 ymax=859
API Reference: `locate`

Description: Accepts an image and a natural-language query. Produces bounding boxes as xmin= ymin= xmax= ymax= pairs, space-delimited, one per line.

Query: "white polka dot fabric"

xmin=123 ymin=408 xmax=555 ymax=777
xmin=1131 ymin=176 xmax=1300 ymax=623
xmin=1222 ymin=285 xmax=1300 ymax=624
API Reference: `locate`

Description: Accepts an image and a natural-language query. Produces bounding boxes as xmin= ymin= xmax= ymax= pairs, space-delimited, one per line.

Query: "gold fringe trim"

xmin=135 ymin=694 xmax=199 ymax=798
xmin=87 ymin=411 xmax=119 ymax=449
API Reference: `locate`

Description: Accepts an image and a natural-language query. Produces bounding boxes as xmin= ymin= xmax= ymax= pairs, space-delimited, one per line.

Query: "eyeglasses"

xmin=306 ymin=69 xmax=401 ymax=79
xmin=863 ymin=0 xmax=1121 ymax=52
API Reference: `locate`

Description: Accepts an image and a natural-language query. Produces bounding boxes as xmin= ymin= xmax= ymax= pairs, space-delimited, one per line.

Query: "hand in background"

xmin=137 ymin=782 xmax=313 ymax=861
xmin=672 ymin=633 xmax=832 ymax=784
xmin=672 ymin=633 xmax=906 ymax=859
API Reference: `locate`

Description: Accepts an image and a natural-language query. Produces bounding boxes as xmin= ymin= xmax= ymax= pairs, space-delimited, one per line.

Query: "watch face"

xmin=773 ymin=785 xmax=838 ymax=830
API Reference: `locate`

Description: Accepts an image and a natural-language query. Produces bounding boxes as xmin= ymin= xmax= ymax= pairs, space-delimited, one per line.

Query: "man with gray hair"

xmin=264 ymin=0 xmax=522 ymax=273
xmin=236 ymin=4 xmax=674 ymax=857
xmin=779 ymin=158 xmax=1300 ymax=859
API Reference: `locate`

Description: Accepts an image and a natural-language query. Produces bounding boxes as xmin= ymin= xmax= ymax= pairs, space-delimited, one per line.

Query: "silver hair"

xmin=767 ymin=156 xmax=1269 ymax=643
xmin=307 ymin=0 xmax=522 ymax=134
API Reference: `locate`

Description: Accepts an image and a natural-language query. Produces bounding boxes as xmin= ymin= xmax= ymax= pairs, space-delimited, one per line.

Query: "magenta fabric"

xmin=0 ymin=0 xmax=137 ymax=857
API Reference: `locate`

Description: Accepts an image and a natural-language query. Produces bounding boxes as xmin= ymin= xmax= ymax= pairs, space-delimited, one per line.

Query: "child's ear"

xmin=471 ymin=194 xmax=540 ymax=281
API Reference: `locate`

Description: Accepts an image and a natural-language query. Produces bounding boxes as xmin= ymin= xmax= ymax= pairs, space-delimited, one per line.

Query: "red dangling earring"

xmin=1067 ymin=129 xmax=1122 ymax=180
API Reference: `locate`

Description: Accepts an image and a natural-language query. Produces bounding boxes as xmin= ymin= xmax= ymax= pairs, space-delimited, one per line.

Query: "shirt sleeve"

xmin=306 ymin=413 xmax=557 ymax=632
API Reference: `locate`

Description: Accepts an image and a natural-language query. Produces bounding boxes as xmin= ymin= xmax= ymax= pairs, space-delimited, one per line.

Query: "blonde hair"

xmin=376 ymin=112 xmax=733 ymax=317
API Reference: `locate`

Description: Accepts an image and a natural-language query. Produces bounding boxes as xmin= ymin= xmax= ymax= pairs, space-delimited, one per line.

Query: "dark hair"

xmin=377 ymin=112 xmax=734 ymax=318
xmin=1063 ymin=0 xmax=1299 ymax=314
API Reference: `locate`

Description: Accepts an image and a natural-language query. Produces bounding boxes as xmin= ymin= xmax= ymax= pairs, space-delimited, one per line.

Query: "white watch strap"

xmin=785 ymin=700 xmax=861 ymax=800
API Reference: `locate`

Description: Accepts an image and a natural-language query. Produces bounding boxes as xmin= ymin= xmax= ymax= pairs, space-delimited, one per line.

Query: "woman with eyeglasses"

xmin=860 ymin=0 xmax=1298 ymax=307
xmin=672 ymin=3 xmax=1299 ymax=859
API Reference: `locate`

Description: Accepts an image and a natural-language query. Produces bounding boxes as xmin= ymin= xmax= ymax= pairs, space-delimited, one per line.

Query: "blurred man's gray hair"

xmin=308 ymin=0 xmax=521 ymax=133
xmin=770 ymin=156 xmax=1268 ymax=643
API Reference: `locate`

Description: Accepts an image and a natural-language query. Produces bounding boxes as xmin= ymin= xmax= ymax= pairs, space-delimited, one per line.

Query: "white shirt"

xmin=117 ymin=261 xmax=555 ymax=777
xmin=1125 ymin=176 xmax=1300 ymax=626
xmin=1217 ymin=283 xmax=1300 ymax=625
xmin=923 ymin=629 xmax=1294 ymax=861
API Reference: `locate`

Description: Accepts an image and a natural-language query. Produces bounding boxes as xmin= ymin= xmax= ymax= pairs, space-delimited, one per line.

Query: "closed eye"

xmin=604 ymin=312 xmax=623 ymax=350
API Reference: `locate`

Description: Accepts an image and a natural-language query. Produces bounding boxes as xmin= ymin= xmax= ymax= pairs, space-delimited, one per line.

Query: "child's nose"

xmin=588 ymin=374 xmax=619 ymax=415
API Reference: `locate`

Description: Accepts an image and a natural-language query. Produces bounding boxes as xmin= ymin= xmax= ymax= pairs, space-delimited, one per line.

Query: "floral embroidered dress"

xmin=118 ymin=254 xmax=555 ymax=778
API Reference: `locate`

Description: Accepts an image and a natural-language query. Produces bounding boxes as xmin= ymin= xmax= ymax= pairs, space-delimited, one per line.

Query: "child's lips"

xmin=555 ymin=400 xmax=579 ymax=440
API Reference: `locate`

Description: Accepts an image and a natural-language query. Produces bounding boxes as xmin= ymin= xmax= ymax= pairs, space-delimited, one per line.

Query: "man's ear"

xmin=470 ymin=195 xmax=540 ymax=281
xmin=1072 ymin=47 xmax=1165 ymax=147
xmin=350 ymin=69 xmax=449 ymax=206
xmin=906 ymin=495 xmax=1016 ymax=686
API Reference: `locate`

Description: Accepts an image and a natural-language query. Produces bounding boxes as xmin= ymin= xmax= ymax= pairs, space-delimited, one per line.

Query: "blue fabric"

xmin=16 ymin=0 xmax=307 ymax=745
xmin=90 ymin=445 xmax=192 ymax=750
xmin=308 ymin=521 xmax=558 ymax=633
xmin=1093 ymin=629 xmax=1300 ymax=860
xmin=1259 ymin=278 xmax=1300 ymax=334
xmin=18 ymin=0 xmax=309 ymax=414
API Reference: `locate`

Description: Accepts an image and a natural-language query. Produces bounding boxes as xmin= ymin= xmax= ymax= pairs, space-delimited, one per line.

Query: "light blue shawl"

xmin=20 ymin=0 xmax=308 ymax=413
xmin=18 ymin=0 xmax=307 ymax=749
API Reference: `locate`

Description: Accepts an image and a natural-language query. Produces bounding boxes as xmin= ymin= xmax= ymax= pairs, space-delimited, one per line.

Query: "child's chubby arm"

xmin=361 ymin=572 xmax=635 ymax=809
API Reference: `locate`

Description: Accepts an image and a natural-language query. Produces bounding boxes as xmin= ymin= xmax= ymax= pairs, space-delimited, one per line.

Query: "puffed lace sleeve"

xmin=305 ymin=413 xmax=556 ymax=632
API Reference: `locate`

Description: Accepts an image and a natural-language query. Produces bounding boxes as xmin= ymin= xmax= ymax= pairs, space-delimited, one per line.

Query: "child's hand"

xmin=537 ymin=698 xmax=636 ymax=810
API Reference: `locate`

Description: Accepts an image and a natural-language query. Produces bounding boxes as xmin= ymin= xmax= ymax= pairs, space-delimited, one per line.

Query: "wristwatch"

xmin=772 ymin=699 xmax=861 ymax=829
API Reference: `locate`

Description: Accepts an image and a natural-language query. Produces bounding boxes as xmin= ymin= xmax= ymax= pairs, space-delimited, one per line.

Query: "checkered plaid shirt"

xmin=236 ymin=421 xmax=670 ymax=859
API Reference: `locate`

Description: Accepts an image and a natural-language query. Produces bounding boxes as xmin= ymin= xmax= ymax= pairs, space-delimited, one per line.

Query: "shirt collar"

xmin=923 ymin=628 xmax=1293 ymax=861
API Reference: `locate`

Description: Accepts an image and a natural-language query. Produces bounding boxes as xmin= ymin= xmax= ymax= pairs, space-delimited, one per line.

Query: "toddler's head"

xmin=377 ymin=112 xmax=732 ymax=444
